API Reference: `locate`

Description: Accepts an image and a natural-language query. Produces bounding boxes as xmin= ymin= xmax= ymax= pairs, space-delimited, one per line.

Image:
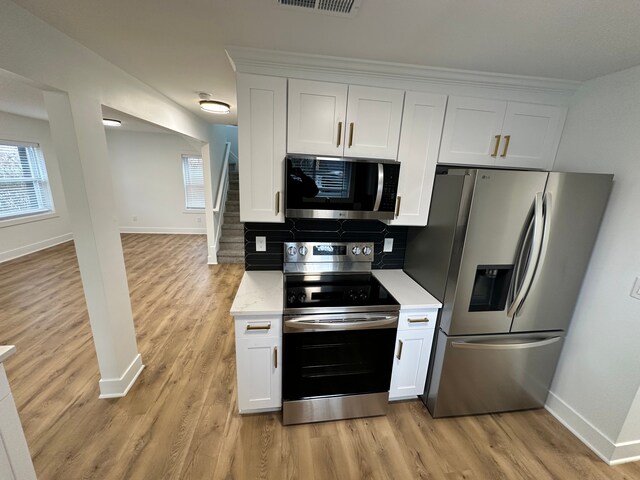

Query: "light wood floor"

xmin=1 ymin=234 xmax=639 ymax=479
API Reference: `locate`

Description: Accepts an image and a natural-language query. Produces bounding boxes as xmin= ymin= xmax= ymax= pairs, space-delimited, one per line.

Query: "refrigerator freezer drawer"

xmin=425 ymin=331 xmax=564 ymax=418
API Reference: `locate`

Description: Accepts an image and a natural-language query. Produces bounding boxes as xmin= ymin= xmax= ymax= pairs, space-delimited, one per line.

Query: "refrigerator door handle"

xmin=523 ymin=192 xmax=553 ymax=309
xmin=507 ymin=192 xmax=545 ymax=317
xmin=451 ymin=336 xmax=562 ymax=350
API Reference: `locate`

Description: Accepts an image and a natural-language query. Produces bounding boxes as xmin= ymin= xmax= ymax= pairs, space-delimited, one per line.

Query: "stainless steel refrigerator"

xmin=404 ymin=167 xmax=612 ymax=418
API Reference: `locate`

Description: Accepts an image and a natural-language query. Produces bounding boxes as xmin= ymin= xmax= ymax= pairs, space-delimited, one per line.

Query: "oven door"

xmin=285 ymin=156 xmax=399 ymax=220
xmin=283 ymin=312 xmax=398 ymax=401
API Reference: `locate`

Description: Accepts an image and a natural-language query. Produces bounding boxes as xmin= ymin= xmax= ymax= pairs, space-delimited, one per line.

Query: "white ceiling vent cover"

xmin=275 ymin=0 xmax=363 ymax=18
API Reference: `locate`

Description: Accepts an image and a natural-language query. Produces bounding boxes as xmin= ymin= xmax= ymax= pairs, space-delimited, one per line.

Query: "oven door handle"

xmin=284 ymin=315 xmax=398 ymax=331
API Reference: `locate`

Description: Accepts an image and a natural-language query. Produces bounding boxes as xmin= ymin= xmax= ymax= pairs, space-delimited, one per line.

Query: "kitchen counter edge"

xmin=373 ymin=270 xmax=442 ymax=310
xmin=230 ymin=270 xmax=284 ymax=317
xmin=0 ymin=345 xmax=16 ymax=364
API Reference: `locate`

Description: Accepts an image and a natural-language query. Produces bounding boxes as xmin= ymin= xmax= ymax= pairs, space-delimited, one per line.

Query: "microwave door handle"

xmin=373 ymin=163 xmax=384 ymax=212
xmin=507 ymin=192 xmax=544 ymax=317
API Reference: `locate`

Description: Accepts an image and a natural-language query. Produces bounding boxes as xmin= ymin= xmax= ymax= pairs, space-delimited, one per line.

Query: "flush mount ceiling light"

xmin=198 ymin=92 xmax=231 ymax=114
xmin=102 ymin=118 xmax=122 ymax=127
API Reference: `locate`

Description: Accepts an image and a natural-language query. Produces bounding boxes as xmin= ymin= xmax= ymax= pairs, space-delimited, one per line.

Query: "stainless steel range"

xmin=282 ymin=241 xmax=399 ymax=425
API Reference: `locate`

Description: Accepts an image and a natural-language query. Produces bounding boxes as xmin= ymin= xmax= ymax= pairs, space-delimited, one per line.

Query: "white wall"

xmin=208 ymin=124 xmax=237 ymax=198
xmin=548 ymin=64 xmax=640 ymax=464
xmin=0 ymin=111 xmax=71 ymax=262
xmin=107 ymin=130 xmax=205 ymax=234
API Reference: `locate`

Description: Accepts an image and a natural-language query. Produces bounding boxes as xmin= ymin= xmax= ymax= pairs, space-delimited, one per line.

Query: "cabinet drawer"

xmin=399 ymin=310 xmax=438 ymax=330
xmin=234 ymin=316 xmax=282 ymax=339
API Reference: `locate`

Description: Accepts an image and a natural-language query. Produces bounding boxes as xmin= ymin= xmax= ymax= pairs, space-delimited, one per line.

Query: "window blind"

xmin=181 ymin=154 xmax=205 ymax=210
xmin=0 ymin=142 xmax=53 ymax=220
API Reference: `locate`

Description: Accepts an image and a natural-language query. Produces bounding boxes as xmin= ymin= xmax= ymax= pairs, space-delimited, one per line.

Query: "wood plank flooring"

xmin=0 ymin=233 xmax=638 ymax=479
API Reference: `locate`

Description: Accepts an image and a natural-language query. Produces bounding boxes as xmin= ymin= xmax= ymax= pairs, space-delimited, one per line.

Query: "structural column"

xmin=43 ymin=91 xmax=143 ymax=398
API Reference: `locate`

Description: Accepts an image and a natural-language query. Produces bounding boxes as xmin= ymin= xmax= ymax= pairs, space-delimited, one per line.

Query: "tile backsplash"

xmin=244 ymin=219 xmax=408 ymax=271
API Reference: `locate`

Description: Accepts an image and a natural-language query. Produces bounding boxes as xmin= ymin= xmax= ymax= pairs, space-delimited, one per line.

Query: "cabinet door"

xmin=237 ymin=73 xmax=287 ymax=223
xmin=288 ymin=79 xmax=348 ymax=156
xmin=390 ymin=92 xmax=447 ymax=226
xmin=498 ymin=102 xmax=566 ymax=170
xmin=344 ymin=85 xmax=405 ymax=160
xmin=438 ymin=96 xmax=506 ymax=166
xmin=236 ymin=335 xmax=282 ymax=412
xmin=389 ymin=329 xmax=435 ymax=400
xmin=0 ymin=393 xmax=37 ymax=480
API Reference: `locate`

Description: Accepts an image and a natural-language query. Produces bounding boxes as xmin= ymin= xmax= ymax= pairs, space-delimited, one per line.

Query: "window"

xmin=0 ymin=141 xmax=54 ymax=221
xmin=291 ymin=157 xmax=352 ymax=198
xmin=181 ymin=154 xmax=205 ymax=210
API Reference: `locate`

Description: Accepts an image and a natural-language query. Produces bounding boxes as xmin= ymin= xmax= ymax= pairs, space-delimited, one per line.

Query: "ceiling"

xmin=10 ymin=0 xmax=640 ymax=125
xmin=0 ymin=68 xmax=174 ymax=134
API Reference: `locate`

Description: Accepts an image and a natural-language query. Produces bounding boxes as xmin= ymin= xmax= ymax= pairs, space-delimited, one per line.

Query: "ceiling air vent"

xmin=275 ymin=0 xmax=363 ymax=18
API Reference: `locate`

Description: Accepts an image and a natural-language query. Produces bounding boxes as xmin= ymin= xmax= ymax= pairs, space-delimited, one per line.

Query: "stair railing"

xmin=211 ymin=142 xmax=231 ymax=261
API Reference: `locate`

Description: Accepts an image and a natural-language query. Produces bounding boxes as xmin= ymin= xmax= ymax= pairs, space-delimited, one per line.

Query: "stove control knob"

xmin=288 ymin=293 xmax=297 ymax=304
xmin=347 ymin=290 xmax=357 ymax=301
xmin=359 ymin=291 xmax=368 ymax=301
xmin=297 ymin=293 xmax=307 ymax=303
xmin=352 ymin=246 xmax=361 ymax=256
xmin=287 ymin=246 xmax=297 ymax=256
xmin=362 ymin=246 xmax=372 ymax=256
xmin=298 ymin=246 xmax=308 ymax=256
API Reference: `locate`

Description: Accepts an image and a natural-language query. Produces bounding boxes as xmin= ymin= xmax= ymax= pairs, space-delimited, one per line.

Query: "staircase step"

xmin=217 ymin=255 xmax=244 ymax=264
xmin=222 ymin=223 xmax=244 ymax=232
xmin=226 ymin=202 xmax=239 ymax=213
xmin=219 ymin=233 xmax=244 ymax=243
xmin=227 ymin=192 xmax=239 ymax=201
xmin=225 ymin=213 xmax=240 ymax=224
xmin=218 ymin=243 xmax=244 ymax=254
xmin=218 ymin=247 xmax=245 ymax=258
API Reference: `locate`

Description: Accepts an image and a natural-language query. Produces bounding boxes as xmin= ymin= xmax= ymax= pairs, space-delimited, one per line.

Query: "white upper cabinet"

xmin=344 ymin=85 xmax=405 ymax=159
xmin=439 ymin=97 xmax=507 ymax=166
xmin=288 ymin=79 xmax=348 ymax=156
xmin=237 ymin=73 xmax=287 ymax=223
xmin=390 ymin=91 xmax=447 ymax=226
xmin=438 ymin=96 xmax=567 ymax=170
xmin=287 ymin=80 xmax=404 ymax=160
xmin=497 ymin=102 xmax=567 ymax=170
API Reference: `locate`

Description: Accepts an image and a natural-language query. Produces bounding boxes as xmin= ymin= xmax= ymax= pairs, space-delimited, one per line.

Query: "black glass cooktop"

xmin=284 ymin=273 xmax=399 ymax=314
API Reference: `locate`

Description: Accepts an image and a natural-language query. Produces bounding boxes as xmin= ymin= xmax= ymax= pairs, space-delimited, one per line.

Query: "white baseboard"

xmin=546 ymin=391 xmax=640 ymax=465
xmin=98 ymin=354 xmax=144 ymax=399
xmin=610 ymin=439 xmax=640 ymax=465
xmin=0 ymin=233 xmax=73 ymax=264
xmin=120 ymin=227 xmax=206 ymax=235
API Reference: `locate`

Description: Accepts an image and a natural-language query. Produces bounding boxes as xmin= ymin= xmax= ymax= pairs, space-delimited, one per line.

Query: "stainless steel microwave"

xmin=285 ymin=155 xmax=400 ymax=220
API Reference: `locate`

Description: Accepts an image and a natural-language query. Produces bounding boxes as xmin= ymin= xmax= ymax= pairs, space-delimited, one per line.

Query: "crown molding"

xmin=226 ymin=46 xmax=581 ymax=97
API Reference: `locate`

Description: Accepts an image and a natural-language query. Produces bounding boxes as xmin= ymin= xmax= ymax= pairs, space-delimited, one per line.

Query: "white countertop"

xmin=373 ymin=270 xmax=442 ymax=310
xmin=0 ymin=345 xmax=16 ymax=363
xmin=230 ymin=271 xmax=284 ymax=316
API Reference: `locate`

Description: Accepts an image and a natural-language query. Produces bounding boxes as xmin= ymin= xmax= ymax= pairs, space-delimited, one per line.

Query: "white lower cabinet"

xmin=389 ymin=310 xmax=437 ymax=401
xmin=234 ymin=316 xmax=282 ymax=413
xmin=0 ymin=366 xmax=37 ymax=480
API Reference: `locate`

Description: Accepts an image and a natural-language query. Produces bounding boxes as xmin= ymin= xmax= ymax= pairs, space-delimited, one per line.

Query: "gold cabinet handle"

xmin=274 ymin=346 xmax=278 ymax=369
xmin=396 ymin=339 xmax=404 ymax=360
xmin=407 ymin=317 xmax=430 ymax=324
xmin=348 ymin=122 xmax=354 ymax=148
xmin=395 ymin=196 xmax=401 ymax=217
xmin=337 ymin=121 xmax=343 ymax=147
xmin=275 ymin=191 xmax=280 ymax=215
xmin=491 ymin=135 xmax=501 ymax=157
xmin=246 ymin=323 xmax=271 ymax=331
xmin=501 ymin=135 xmax=511 ymax=158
